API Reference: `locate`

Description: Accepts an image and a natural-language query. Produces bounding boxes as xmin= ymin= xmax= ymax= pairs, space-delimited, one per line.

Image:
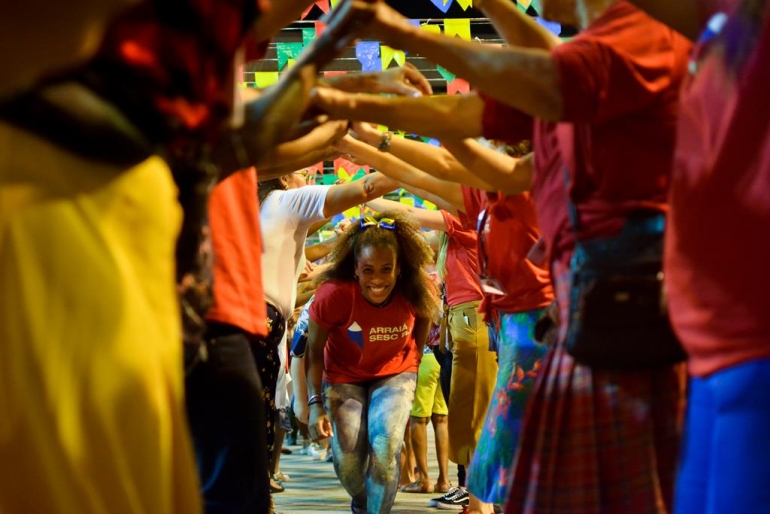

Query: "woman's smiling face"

xmin=354 ymin=244 xmax=399 ymax=306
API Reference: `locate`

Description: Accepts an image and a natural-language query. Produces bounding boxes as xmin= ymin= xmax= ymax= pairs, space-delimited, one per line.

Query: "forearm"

xmin=386 ymin=26 xmax=562 ymax=121
xmin=305 ymin=239 xmax=334 ymax=262
xmin=442 ymin=138 xmax=533 ymax=195
xmin=359 ymin=131 xmax=493 ymax=191
xmin=317 ymin=92 xmax=485 ymax=139
xmin=365 ymin=197 xmax=448 ymax=231
xmin=413 ymin=317 xmax=432 ymax=355
xmin=478 ymin=0 xmax=560 ymax=49
xmin=344 ymin=138 xmax=465 ymax=211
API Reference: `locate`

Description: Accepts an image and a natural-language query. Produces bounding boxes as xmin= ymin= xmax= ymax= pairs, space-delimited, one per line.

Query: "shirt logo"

xmin=347 ymin=322 xmax=364 ymax=348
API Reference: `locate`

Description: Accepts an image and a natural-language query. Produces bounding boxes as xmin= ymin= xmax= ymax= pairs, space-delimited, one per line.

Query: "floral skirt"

xmin=468 ymin=308 xmax=547 ymax=504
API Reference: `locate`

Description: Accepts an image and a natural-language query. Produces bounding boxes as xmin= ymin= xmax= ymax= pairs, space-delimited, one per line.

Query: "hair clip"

xmin=360 ymin=216 xmax=396 ymax=230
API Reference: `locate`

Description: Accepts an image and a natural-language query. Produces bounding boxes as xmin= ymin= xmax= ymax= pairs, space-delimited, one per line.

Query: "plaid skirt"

xmin=505 ymin=260 xmax=687 ymax=514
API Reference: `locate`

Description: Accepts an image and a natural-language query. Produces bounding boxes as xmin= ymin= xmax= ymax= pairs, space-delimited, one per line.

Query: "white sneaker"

xmin=306 ymin=442 xmax=329 ymax=461
xmin=435 ymin=488 xmax=470 ymax=510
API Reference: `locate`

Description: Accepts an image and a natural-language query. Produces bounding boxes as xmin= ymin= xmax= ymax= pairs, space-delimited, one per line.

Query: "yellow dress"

xmin=0 ymin=122 xmax=201 ymax=514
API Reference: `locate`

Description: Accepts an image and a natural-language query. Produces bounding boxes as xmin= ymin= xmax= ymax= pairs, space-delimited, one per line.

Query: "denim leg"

xmin=325 ymin=382 xmax=370 ymax=510
xmin=366 ymin=373 xmax=417 ymax=514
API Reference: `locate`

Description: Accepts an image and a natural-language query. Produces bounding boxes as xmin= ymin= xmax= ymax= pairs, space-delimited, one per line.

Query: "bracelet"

xmin=308 ymin=394 xmax=323 ymax=406
xmin=377 ymin=131 xmax=393 ymax=153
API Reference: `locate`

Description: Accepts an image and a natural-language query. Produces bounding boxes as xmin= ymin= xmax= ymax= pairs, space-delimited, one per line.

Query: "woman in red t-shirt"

xmin=306 ymin=211 xmax=438 ymax=514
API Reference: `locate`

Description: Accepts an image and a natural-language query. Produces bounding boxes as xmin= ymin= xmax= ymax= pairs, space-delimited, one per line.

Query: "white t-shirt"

xmin=259 ymin=185 xmax=329 ymax=318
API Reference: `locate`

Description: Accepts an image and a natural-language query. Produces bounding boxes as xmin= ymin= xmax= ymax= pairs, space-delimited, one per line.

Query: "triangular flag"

xmin=518 ymin=0 xmax=533 ymax=9
xmin=429 ymin=0 xmax=453 ymax=13
xmin=444 ymin=19 xmax=471 ymax=41
xmin=330 ymin=0 xmax=342 ymax=7
xmin=254 ymin=72 xmax=279 ymax=88
xmin=447 ymin=77 xmax=470 ymax=95
xmin=302 ymin=27 xmax=316 ymax=47
xmin=420 ymin=23 xmax=442 ymax=34
xmin=436 ymin=65 xmax=456 ymax=83
xmin=300 ymin=0 xmax=330 ymax=20
xmin=355 ymin=41 xmax=381 ymax=72
xmin=314 ymin=21 xmax=327 ymax=38
xmin=456 ymin=0 xmax=473 ymax=9
xmin=535 ymin=17 xmax=562 ymax=36
xmin=277 ymin=42 xmax=303 ymax=70
xmin=380 ymin=46 xmax=406 ymax=69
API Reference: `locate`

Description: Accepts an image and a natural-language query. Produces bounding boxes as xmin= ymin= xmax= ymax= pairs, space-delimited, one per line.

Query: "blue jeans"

xmin=324 ymin=373 xmax=417 ymax=514
xmin=675 ymin=357 xmax=770 ymax=513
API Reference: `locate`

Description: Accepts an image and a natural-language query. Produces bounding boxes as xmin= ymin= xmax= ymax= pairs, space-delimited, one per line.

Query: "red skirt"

xmin=505 ymin=260 xmax=687 ymax=514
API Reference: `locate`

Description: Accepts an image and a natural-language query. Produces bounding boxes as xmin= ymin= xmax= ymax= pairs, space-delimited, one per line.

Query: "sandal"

xmin=273 ymin=472 xmax=292 ymax=483
xmin=434 ymin=482 xmax=451 ymax=493
xmin=400 ymin=480 xmax=432 ymax=493
xmin=269 ymin=477 xmax=285 ymax=493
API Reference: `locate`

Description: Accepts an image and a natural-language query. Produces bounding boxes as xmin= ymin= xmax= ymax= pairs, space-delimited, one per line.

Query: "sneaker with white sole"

xmin=435 ymin=488 xmax=470 ymax=510
xmin=428 ymin=486 xmax=462 ymax=508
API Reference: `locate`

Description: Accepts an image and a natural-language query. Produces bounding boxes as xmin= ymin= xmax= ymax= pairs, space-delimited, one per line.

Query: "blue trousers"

xmin=675 ymin=357 xmax=770 ymax=513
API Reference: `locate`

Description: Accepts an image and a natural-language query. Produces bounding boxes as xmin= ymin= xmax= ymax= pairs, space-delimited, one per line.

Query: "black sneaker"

xmin=435 ymin=488 xmax=470 ymax=510
xmin=428 ymin=486 xmax=463 ymax=508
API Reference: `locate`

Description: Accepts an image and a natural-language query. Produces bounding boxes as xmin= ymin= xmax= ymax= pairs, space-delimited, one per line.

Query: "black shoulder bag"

xmin=563 ymin=167 xmax=687 ymax=370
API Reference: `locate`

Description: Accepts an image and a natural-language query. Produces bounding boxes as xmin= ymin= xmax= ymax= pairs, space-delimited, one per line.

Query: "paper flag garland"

xmin=302 ymin=27 xmax=316 ymax=47
xmin=444 ymin=19 xmax=471 ymax=40
xmin=421 ymin=23 xmax=442 ymax=34
xmin=300 ymin=0 xmax=329 ymax=20
xmin=254 ymin=72 xmax=279 ymax=88
xmin=436 ymin=65 xmax=456 ymax=83
xmin=447 ymin=77 xmax=470 ymax=95
xmin=276 ymin=42 xmax=303 ymax=70
xmin=535 ymin=17 xmax=562 ymax=36
xmin=429 ymin=0 xmax=453 ymax=14
xmin=381 ymin=45 xmax=406 ymax=69
xmin=456 ymin=0 xmax=473 ymax=9
xmin=315 ymin=21 xmax=327 ymax=38
xmin=355 ymin=41 xmax=381 ymax=72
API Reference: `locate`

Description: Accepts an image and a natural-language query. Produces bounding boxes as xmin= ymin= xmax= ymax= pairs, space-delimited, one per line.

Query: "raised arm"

xmin=335 ymin=135 xmax=466 ymax=212
xmin=351 ymin=122 xmax=494 ymax=191
xmin=312 ymin=90 xmax=486 ymax=140
xmin=441 ymin=138 xmax=534 ymax=195
xmin=474 ymin=0 xmax=561 ymax=49
xmin=320 ymin=63 xmax=433 ymax=97
xmin=365 ymin=197 xmax=449 ymax=232
xmin=321 ymin=169 xmax=399 ymax=218
xmin=345 ymin=1 xmax=562 ymax=121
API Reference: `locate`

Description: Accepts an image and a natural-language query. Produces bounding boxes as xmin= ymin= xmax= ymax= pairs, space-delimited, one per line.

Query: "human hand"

xmin=370 ymin=63 xmax=432 ymax=97
xmin=349 ymin=122 xmax=381 ymax=146
xmin=308 ymin=405 xmax=334 ymax=441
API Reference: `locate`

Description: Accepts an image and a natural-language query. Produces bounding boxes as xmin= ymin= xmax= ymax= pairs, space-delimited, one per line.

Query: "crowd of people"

xmin=1 ymin=0 xmax=769 ymax=513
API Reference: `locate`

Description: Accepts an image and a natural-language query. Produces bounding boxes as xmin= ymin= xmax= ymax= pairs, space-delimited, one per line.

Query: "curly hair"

xmin=257 ymin=177 xmax=286 ymax=205
xmin=317 ymin=210 xmax=439 ymax=318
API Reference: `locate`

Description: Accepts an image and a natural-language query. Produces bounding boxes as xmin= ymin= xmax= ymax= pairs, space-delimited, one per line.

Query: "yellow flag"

xmin=421 ymin=23 xmax=442 ymax=34
xmin=444 ymin=19 xmax=471 ymax=40
xmin=254 ymin=72 xmax=279 ymax=88
xmin=456 ymin=0 xmax=473 ymax=9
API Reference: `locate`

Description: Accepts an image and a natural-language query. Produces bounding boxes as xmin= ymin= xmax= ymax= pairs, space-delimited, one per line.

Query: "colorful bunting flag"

xmin=314 ymin=20 xmax=327 ymax=38
xmin=355 ymin=41 xmax=381 ymax=72
xmin=421 ymin=23 xmax=442 ymax=34
xmin=381 ymin=45 xmax=406 ymax=69
xmin=276 ymin=42 xmax=303 ymax=70
xmin=302 ymin=27 xmax=316 ymax=47
xmin=456 ymin=0 xmax=473 ymax=9
xmin=429 ymin=0 xmax=453 ymax=14
xmin=436 ymin=65 xmax=456 ymax=83
xmin=254 ymin=72 xmax=279 ymax=88
xmin=447 ymin=77 xmax=470 ymax=95
xmin=535 ymin=17 xmax=562 ymax=36
xmin=444 ymin=19 xmax=471 ymax=40
xmin=300 ymin=0 xmax=330 ymax=20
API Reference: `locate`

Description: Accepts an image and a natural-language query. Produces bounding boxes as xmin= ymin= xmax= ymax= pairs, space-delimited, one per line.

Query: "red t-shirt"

xmin=206 ymin=168 xmax=268 ymax=336
xmin=462 ymin=187 xmax=554 ymax=319
xmin=666 ymin=4 xmax=770 ymax=376
xmin=482 ymin=1 xmax=692 ymax=269
xmin=441 ymin=211 xmax=483 ymax=307
xmin=309 ymin=280 xmax=419 ymax=384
